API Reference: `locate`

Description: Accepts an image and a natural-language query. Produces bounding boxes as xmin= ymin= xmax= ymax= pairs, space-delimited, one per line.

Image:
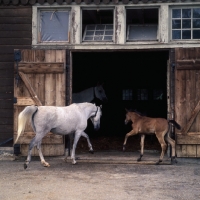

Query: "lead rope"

xmin=93 ymin=106 xmax=98 ymax=117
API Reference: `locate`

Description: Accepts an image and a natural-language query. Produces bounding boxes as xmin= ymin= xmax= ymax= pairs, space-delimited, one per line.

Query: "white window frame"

xmin=83 ymin=24 xmax=113 ymax=42
xmin=125 ymin=6 xmax=160 ymax=43
xmin=32 ymin=6 xmax=71 ymax=45
xmin=81 ymin=7 xmax=115 ymax=44
xmin=170 ymin=6 xmax=200 ymax=41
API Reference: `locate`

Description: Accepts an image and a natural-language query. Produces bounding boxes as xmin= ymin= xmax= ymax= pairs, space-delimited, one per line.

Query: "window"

xmin=122 ymin=89 xmax=133 ymax=100
xmin=126 ymin=8 xmax=159 ymax=41
xmin=83 ymin=24 xmax=113 ymax=41
xmin=82 ymin=9 xmax=114 ymax=42
xmin=36 ymin=9 xmax=70 ymax=43
xmin=172 ymin=8 xmax=200 ymax=40
xmin=153 ymin=89 xmax=163 ymax=100
xmin=137 ymin=89 xmax=148 ymax=100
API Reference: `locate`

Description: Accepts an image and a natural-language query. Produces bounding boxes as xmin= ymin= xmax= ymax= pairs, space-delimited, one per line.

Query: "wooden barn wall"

xmin=175 ymin=48 xmax=200 ymax=157
xmin=0 ymin=6 xmax=32 ymax=145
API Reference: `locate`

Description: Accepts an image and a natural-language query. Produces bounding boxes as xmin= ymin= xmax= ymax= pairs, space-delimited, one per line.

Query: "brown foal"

xmin=123 ymin=109 xmax=181 ymax=164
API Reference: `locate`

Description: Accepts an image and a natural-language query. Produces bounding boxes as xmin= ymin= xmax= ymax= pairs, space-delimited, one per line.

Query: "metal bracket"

xmin=14 ymin=50 xmax=21 ymax=87
xmin=171 ymin=63 xmax=175 ymax=73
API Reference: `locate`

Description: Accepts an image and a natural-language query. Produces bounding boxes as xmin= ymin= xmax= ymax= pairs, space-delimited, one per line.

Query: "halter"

xmin=93 ymin=106 xmax=99 ymax=117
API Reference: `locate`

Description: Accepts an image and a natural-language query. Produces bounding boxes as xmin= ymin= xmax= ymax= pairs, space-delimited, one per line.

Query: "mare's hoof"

xmin=24 ymin=163 xmax=28 ymax=170
xmin=41 ymin=161 xmax=50 ymax=167
xmin=137 ymin=158 xmax=142 ymax=162
xmin=89 ymin=150 xmax=94 ymax=154
xmin=43 ymin=164 xmax=50 ymax=167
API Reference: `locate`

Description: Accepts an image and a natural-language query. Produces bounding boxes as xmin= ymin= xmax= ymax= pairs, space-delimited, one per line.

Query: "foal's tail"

xmin=168 ymin=120 xmax=181 ymax=130
xmin=14 ymin=105 xmax=38 ymax=144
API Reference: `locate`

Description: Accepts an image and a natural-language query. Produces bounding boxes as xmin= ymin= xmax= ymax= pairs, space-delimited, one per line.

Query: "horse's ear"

xmin=125 ymin=108 xmax=129 ymax=112
xmin=100 ymin=105 xmax=102 ymax=109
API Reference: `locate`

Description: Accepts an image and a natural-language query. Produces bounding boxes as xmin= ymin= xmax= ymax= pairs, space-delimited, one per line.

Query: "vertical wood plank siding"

xmin=0 ymin=7 xmax=32 ymax=145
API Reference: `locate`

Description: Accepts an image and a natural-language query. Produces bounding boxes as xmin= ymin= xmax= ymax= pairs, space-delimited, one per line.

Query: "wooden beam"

xmin=15 ymin=62 xmax=64 ymax=74
xmin=14 ymin=97 xmax=35 ymax=106
xmin=181 ymin=100 xmax=200 ymax=135
xmin=176 ymin=59 xmax=200 ymax=69
xmin=13 ymin=132 xmax=63 ymax=144
xmin=19 ymin=72 xmax=42 ymax=106
xmin=176 ymin=133 xmax=200 ymax=144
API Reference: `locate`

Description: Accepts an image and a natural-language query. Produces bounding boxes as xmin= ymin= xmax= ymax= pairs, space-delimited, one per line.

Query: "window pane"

xmin=193 ymin=30 xmax=200 ymax=39
xmin=95 ymin=31 xmax=104 ymax=36
xmin=105 ymin=31 xmax=113 ymax=35
xmin=94 ymin=36 xmax=103 ymax=40
xmin=172 ymin=9 xmax=181 ymax=18
xmin=122 ymin=89 xmax=133 ymax=100
xmin=182 ymin=30 xmax=191 ymax=39
xmin=87 ymin=25 xmax=96 ymax=30
xmin=193 ymin=19 xmax=200 ymax=28
xmin=83 ymin=24 xmax=113 ymax=41
xmin=172 ymin=20 xmax=181 ymax=29
xmin=86 ymin=31 xmax=94 ymax=36
xmin=193 ymin=8 xmax=200 ymax=18
xmin=41 ymin=11 xmax=69 ymax=42
xmin=84 ymin=37 xmax=93 ymax=41
xmin=128 ymin=25 xmax=158 ymax=41
xmin=96 ymin=25 xmax=105 ymax=30
xmin=137 ymin=89 xmax=148 ymax=101
xmin=106 ymin=25 xmax=113 ymax=30
xmin=153 ymin=89 xmax=163 ymax=100
xmin=104 ymin=36 xmax=113 ymax=40
xmin=182 ymin=9 xmax=191 ymax=18
xmin=182 ymin=19 xmax=191 ymax=28
xmin=172 ymin=30 xmax=181 ymax=39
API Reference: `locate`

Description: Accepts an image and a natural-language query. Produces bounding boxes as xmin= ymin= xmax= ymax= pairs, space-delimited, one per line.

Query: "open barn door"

xmin=175 ymin=48 xmax=200 ymax=157
xmin=14 ymin=49 xmax=66 ymax=156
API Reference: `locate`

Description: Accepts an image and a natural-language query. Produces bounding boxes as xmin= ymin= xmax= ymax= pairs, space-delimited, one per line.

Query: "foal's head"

xmin=125 ymin=109 xmax=141 ymax=124
xmin=125 ymin=109 xmax=133 ymax=125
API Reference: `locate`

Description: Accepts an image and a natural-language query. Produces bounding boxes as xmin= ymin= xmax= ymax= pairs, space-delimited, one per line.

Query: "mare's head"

xmin=94 ymin=84 xmax=108 ymax=102
xmin=90 ymin=105 xmax=102 ymax=130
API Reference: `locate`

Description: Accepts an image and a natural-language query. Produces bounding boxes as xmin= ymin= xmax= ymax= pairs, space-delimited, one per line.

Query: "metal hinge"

xmin=14 ymin=50 xmax=21 ymax=87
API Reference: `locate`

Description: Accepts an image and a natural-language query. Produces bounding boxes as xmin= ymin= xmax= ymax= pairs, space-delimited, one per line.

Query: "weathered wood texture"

xmin=0 ymin=7 xmax=32 ymax=145
xmin=14 ymin=49 xmax=66 ymax=156
xmin=175 ymin=48 xmax=200 ymax=157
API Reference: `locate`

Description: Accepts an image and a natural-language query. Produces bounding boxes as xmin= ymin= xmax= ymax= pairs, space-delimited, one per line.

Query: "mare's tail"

xmin=168 ymin=120 xmax=181 ymax=130
xmin=14 ymin=105 xmax=38 ymax=144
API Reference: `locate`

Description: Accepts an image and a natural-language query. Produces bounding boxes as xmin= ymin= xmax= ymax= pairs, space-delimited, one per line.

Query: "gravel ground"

xmin=0 ymin=150 xmax=200 ymax=200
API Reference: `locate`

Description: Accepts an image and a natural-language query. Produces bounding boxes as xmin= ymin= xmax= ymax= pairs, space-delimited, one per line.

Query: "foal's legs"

xmin=137 ymin=134 xmax=145 ymax=161
xmin=81 ymin=132 xmax=94 ymax=153
xmin=123 ymin=129 xmax=138 ymax=151
xmin=155 ymin=132 xmax=167 ymax=164
xmin=165 ymin=135 xmax=177 ymax=164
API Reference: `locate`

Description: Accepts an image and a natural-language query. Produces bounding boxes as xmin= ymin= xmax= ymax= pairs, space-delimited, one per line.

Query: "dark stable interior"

xmin=72 ymin=51 xmax=169 ymax=151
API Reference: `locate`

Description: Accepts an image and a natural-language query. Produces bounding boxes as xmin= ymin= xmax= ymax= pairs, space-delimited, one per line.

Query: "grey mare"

xmin=14 ymin=103 xmax=102 ymax=169
xmin=72 ymin=84 xmax=108 ymax=103
xmin=66 ymin=84 xmax=107 ymax=155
